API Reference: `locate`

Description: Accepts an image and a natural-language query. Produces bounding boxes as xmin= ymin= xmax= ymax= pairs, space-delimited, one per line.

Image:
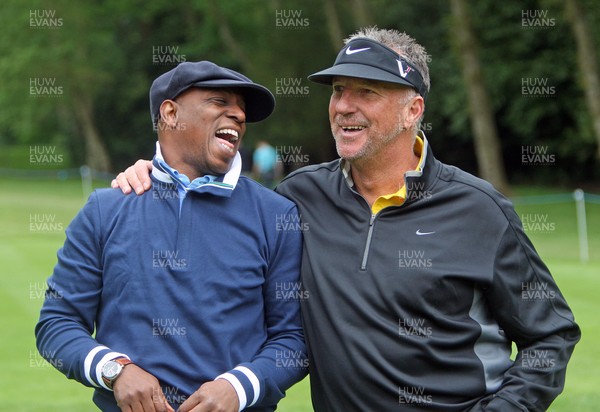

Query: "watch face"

xmin=102 ymin=361 xmax=121 ymax=379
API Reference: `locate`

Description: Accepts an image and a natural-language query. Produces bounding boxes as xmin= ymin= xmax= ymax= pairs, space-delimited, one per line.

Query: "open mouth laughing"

xmin=215 ymin=128 xmax=239 ymax=153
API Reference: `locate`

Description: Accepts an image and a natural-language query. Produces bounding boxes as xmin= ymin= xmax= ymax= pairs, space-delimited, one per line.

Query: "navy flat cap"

xmin=150 ymin=61 xmax=275 ymax=124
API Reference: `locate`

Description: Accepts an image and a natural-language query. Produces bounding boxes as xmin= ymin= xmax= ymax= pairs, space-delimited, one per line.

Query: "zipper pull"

xmin=361 ymin=214 xmax=377 ymax=270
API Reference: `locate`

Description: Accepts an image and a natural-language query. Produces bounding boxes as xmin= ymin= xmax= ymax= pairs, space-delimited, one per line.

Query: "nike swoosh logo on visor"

xmin=416 ymin=229 xmax=435 ymax=236
xmin=346 ymin=46 xmax=370 ymax=55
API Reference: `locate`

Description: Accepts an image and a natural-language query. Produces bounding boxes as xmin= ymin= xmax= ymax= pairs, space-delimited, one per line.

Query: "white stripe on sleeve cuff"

xmin=216 ymin=372 xmax=246 ymax=411
xmin=234 ymin=366 xmax=260 ymax=407
xmin=84 ymin=345 xmax=109 ymax=387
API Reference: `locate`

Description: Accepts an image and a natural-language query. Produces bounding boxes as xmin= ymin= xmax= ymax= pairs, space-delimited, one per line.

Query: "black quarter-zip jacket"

xmin=275 ymin=136 xmax=580 ymax=412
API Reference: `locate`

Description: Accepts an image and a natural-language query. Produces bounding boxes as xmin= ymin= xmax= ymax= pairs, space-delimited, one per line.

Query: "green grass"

xmin=0 ymin=178 xmax=597 ymax=411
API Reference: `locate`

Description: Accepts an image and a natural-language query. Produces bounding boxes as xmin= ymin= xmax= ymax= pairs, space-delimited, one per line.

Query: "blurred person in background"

xmin=252 ymin=140 xmax=281 ymax=188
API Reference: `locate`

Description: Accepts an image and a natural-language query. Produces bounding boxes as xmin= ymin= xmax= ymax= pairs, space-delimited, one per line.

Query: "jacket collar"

xmin=403 ymin=132 xmax=440 ymax=206
xmin=151 ymin=141 xmax=242 ymax=198
xmin=339 ymin=131 xmax=440 ymax=207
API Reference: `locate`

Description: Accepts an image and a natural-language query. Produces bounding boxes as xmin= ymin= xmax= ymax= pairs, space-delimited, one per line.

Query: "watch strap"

xmin=102 ymin=357 xmax=133 ymax=389
xmin=114 ymin=357 xmax=133 ymax=367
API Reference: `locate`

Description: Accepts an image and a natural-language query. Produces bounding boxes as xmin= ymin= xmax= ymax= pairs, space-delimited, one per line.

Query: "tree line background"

xmin=2 ymin=0 xmax=600 ymax=194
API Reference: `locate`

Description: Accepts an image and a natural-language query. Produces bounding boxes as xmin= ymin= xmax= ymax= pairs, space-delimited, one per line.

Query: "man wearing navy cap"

xmin=114 ymin=28 xmax=579 ymax=411
xmin=36 ymin=61 xmax=307 ymax=412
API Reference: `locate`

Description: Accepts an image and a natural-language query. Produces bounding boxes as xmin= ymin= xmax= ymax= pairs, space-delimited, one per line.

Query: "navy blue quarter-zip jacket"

xmin=36 ymin=152 xmax=307 ymax=411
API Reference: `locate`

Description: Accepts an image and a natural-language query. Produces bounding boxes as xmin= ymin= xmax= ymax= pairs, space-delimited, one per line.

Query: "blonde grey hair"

xmin=344 ymin=26 xmax=430 ymax=96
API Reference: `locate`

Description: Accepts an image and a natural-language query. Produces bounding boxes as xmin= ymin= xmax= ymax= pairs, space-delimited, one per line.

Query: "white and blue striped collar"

xmin=151 ymin=141 xmax=242 ymax=196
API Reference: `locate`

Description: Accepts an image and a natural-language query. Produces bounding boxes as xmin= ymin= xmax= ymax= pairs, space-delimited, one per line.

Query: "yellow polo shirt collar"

xmin=342 ymin=136 xmax=426 ymax=215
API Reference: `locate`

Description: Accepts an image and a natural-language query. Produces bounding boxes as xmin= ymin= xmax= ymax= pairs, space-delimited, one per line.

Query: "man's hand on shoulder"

xmin=111 ymin=159 xmax=153 ymax=195
xmin=177 ymin=379 xmax=239 ymax=412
